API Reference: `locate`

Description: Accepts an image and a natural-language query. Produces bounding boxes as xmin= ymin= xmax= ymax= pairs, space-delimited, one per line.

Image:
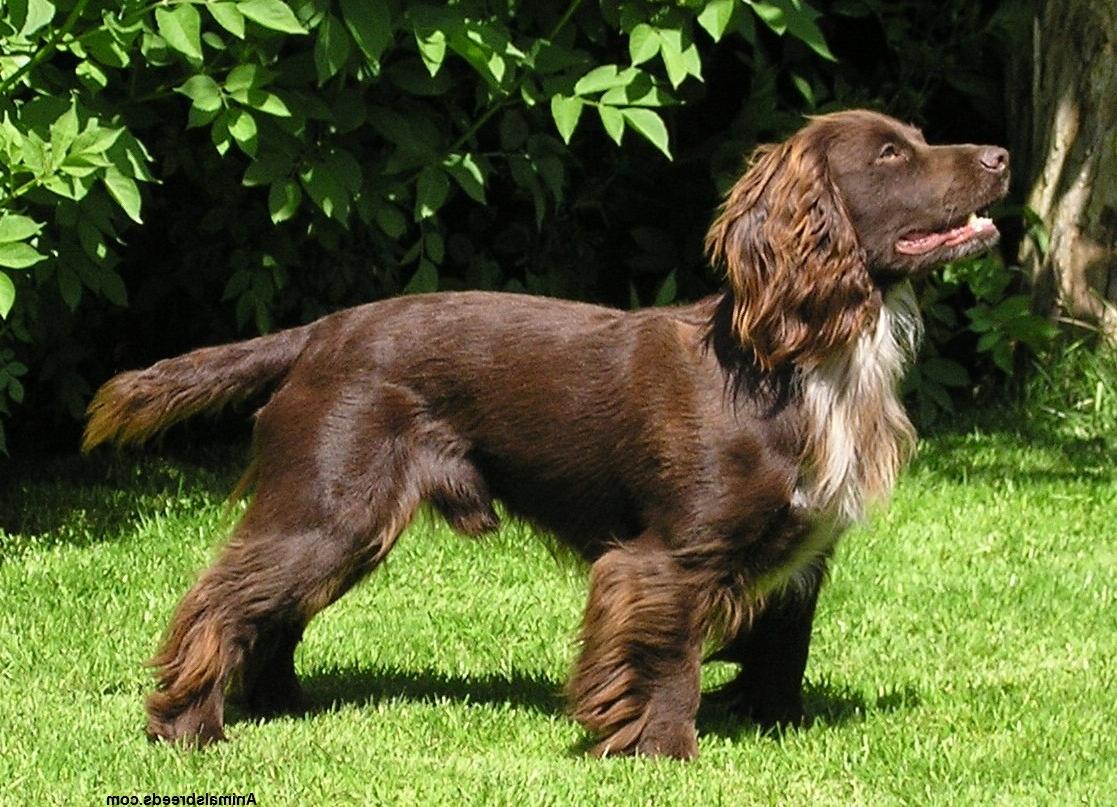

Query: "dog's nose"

xmin=979 ymin=147 xmax=1009 ymax=174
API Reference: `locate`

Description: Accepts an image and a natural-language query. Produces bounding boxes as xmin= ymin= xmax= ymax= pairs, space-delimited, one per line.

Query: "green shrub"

xmin=0 ymin=0 xmax=1052 ymax=452
xmin=0 ymin=0 xmax=844 ymax=452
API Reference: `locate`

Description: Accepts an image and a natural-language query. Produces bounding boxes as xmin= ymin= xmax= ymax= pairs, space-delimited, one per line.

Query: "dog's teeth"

xmin=967 ymin=212 xmax=993 ymax=228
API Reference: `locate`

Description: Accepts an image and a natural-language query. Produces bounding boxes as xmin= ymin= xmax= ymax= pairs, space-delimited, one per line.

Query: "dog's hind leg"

xmin=144 ymin=489 xmax=418 ymax=745
xmin=568 ymin=537 xmax=705 ymax=759
xmin=144 ymin=381 xmax=426 ymax=746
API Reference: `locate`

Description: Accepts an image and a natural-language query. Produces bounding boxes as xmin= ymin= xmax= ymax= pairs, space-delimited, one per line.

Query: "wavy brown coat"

xmin=84 ymin=110 xmax=1010 ymax=759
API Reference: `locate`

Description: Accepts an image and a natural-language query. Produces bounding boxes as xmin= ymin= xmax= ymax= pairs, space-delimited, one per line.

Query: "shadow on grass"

xmin=698 ymin=677 xmax=921 ymax=741
xmin=227 ymin=663 xmax=565 ymax=728
xmin=912 ymin=399 xmax=1116 ymax=479
xmin=0 ymin=444 xmax=247 ymax=549
xmin=912 ymin=429 xmax=1114 ymax=484
xmin=230 ymin=662 xmax=920 ymax=751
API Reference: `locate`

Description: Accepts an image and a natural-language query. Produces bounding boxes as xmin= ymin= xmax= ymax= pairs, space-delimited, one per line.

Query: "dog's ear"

xmin=705 ymin=129 xmax=879 ymax=371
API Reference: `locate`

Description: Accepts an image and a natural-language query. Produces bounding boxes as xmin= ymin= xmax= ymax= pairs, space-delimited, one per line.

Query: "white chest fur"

xmin=758 ymin=282 xmax=923 ymax=598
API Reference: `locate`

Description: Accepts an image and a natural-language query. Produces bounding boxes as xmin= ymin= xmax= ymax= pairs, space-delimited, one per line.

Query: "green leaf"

xmin=534 ymin=154 xmax=564 ymax=206
xmin=232 ymin=89 xmax=291 ymax=117
xmin=20 ymin=0 xmax=55 ymax=38
xmin=654 ymin=270 xmax=678 ymax=306
xmin=75 ymin=60 xmax=109 ymax=92
xmin=82 ymin=28 xmax=130 ymax=68
xmin=598 ymin=105 xmax=625 ymax=145
xmin=20 ymin=131 xmax=47 ymax=174
xmin=992 ymin=341 xmax=1014 ymax=374
xmin=374 ymin=203 xmax=407 ymax=238
xmin=97 ymin=266 xmax=128 ymax=307
xmin=227 ymin=108 xmax=258 ymax=156
xmin=340 ymin=0 xmax=391 ymax=71
xmin=446 ymin=24 xmax=506 ymax=87
xmin=751 ymin=0 xmax=835 ymax=61
xmin=70 ymin=123 xmax=125 ymax=157
xmin=424 ymin=231 xmax=445 ymax=264
xmin=403 ymin=259 xmax=438 ymax=294
xmin=656 ymin=28 xmax=701 ymax=89
xmin=751 ymin=1 xmax=788 ymax=34
xmin=628 ymin=24 xmax=660 ymax=65
xmin=550 ymin=96 xmax=583 ymax=144
xmin=226 ymin=64 xmax=270 ymax=93
xmin=415 ymin=28 xmax=446 ymax=77
xmin=177 ymin=75 xmax=223 ymax=111
xmin=600 ymin=79 xmax=673 ymax=108
xmin=574 ymin=65 xmax=627 ymax=96
xmin=922 ymin=357 xmax=970 ymax=387
xmin=698 ymin=0 xmax=736 ymax=41
xmin=621 ymin=108 xmax=671 ymax=158
xmin=209 ymin=2 xmax=246 ymax=38
xmin=243 ymin=151 xmax=293 ymax=186
xmin=325 ymin=148 xmax=363 ymax=195
xmin=442 ymin=154 xmax=485 ymax=203
xmin=976 ymin=331 xmax=1001 ymax=353
xmin=42 ymin=173 xmax=94 ymax=201
xmin=922 ymin=376 xmax=955 ymax=412
xmin=268 ymin=179 xmax=301 ymax=223
xmin=992 ymin=295 xmax=1032 ymax=320
xmin=0 ymin=215 xmax=42 ymax=245
xmin=315 ymin=13 xmax=351 ymax=84
xmin=223 ymin=269 xmax=251 ymax=301
xmin=414 ymin=166 xmax=450 ymax=220
xmin=0 ymin=273 xmax=14 ymax=319
xmin=103 ymin=167 xmax=142 ymax=223
xmin=49 ymin=103 xmax=80 ymax=162
xmin=791 ymin=72 xmax=814 ymax=106
xmin=77 ymin=220 xmax=107 ymax=262
xmin=156 ymin=5 xmax=203 ymax=63
xmin=237 ymin=0 xmax=307 ymax=34
xmin=0 ymin=243 xmax=46 ymax=269
xmin=188 ymin=104 xmax=220 ymax=129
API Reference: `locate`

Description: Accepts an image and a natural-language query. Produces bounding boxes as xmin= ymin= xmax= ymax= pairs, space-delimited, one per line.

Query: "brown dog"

xmin=84 ymin=110 xmax=1009 ymax=758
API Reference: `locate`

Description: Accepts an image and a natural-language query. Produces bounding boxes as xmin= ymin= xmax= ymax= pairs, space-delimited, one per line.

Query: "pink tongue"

xmin=897 ymin=222 xmax=976 ymax=255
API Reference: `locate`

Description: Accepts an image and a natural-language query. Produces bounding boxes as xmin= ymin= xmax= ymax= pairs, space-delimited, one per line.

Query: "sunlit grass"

xmin=1 ymin=416 xmax=1114 ymax=805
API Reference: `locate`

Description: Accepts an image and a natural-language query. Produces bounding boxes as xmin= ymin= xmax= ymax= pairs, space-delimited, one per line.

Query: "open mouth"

xmin=895 ymin=212 xmax=999 ymax=256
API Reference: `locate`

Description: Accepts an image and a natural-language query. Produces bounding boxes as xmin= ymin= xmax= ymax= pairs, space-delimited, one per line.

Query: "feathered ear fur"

xmin=705 ymin=125 xmax=880 ymax=371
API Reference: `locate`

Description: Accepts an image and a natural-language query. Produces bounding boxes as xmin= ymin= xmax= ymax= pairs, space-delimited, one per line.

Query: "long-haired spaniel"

xmin=84 ymin=109 xmax=1009 ymax=758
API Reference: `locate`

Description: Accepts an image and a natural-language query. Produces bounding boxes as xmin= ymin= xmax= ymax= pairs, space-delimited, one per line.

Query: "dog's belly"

xmin=470 ymin=449 xmax=646 ymax=558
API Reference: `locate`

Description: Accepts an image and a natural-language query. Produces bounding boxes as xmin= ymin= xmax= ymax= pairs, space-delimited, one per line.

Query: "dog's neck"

xmin=795 ymin=281 xmax=923 ymax=525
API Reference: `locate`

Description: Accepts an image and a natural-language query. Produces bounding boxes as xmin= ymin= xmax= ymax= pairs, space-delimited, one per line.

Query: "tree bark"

xmin=1008 ymin=0 xmax=1117 ymax=338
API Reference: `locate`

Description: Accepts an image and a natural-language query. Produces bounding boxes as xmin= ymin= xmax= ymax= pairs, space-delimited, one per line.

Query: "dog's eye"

xmin=878 ymin=143 xmax=902 ymax=161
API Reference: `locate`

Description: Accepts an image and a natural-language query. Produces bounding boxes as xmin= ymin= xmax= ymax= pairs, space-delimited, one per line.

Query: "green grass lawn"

xmin=1 ymin=419 xmax=1114 ymax=805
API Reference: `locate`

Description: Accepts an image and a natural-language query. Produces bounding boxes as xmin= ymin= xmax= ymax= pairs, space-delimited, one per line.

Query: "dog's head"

xmin=706 ymin=109 xmax=1009 ymax=371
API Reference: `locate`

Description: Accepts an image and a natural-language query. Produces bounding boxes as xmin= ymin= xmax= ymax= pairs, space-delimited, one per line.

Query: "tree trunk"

xmin=1007 ymin=0 xmax=1117 ymax=338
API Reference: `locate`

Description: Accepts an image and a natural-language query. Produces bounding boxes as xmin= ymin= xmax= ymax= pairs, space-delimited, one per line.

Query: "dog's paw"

xmin=636 ymin=721 xmax=699 ymax=760
xmin=590 ymin=720 xmax=699 ymax=760
xmin=708 ymin=676 xmax=806 ymax=729
xmin=146 ymin=712 xmax=226 ymax=748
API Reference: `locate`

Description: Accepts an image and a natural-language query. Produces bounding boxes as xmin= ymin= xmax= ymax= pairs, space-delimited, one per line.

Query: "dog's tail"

xmin=82 ymin=324 xmax=313 ymax=453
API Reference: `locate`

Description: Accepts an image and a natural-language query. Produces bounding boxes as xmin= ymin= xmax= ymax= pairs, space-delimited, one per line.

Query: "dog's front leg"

xmin=567 ymin=539 xmax=704 ymax=759
xmin=709 ymin=559 xmax=825 ymax=728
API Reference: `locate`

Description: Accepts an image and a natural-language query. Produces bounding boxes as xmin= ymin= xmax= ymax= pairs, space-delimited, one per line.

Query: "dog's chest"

xmin=755 ymin=507 xmax=842 ymax=599
xmin=798 ymin=283 xmax=920 ymax=522
xmin=758 ymin=284 xmax=922 ymax=596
